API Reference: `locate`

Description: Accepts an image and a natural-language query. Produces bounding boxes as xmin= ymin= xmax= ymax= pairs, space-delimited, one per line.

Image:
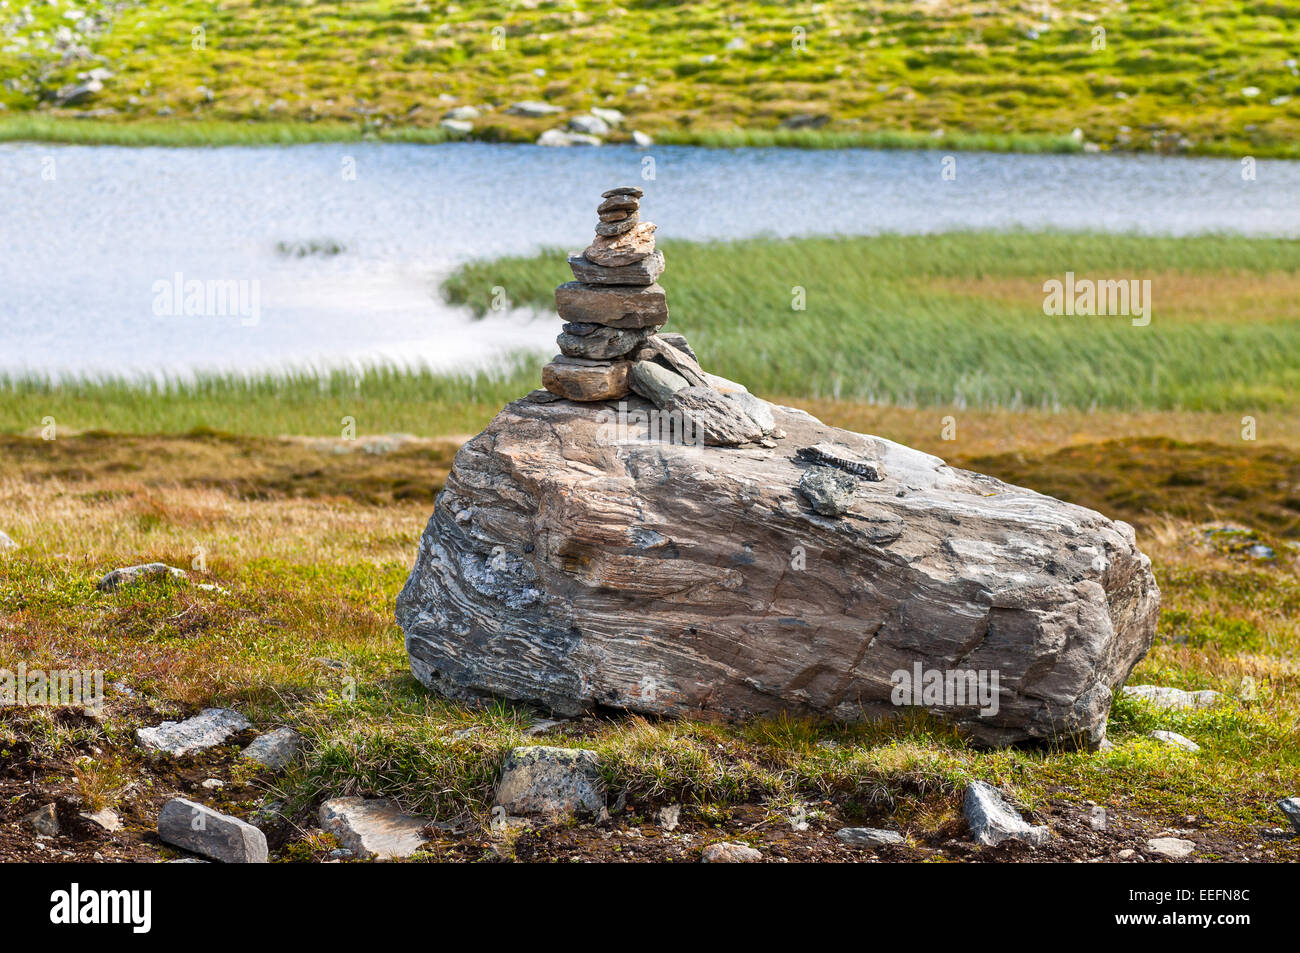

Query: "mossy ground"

xmin=1 ymin=417 xmax=1297 ymax=862
xmin=4 ymin=1 xmax=1300 ymax=155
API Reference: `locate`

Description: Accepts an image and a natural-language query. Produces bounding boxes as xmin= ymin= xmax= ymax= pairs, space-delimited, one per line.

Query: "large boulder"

xmin=396 ymin=393 xmax=1159 ymax=747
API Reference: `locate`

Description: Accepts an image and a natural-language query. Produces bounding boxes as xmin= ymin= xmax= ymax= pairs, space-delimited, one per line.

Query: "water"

xmin=2 ymin=142 xmax=1297 ymax=378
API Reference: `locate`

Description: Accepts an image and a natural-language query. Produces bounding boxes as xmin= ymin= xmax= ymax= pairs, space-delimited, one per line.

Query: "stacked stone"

xmin=541 ymin=187 xmax=778 ymax=447
xmin=541 ymin=186 xmax=668 ymax=402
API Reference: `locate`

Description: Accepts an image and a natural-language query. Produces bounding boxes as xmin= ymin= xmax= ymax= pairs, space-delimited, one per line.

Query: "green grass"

xmin=0 ymin=361 xmax=538 ymax=437
xmin=447 ymin=231 xmax=1300 ymax=412
xmin=4 ymin=0 xmax=1300 ymax=156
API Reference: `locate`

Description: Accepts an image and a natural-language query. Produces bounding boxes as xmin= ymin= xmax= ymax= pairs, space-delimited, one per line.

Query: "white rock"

xmin=702 ymin=841 xmax=761 ymax=862
xmin=568 ymin=113 xmax=610 ymax=136
xmin=136 ymin=708 xmax=251 ymax=755
xmin=200 ymin=778 xmax=224 ymax=790
xmin=1149 ymin=730 xmax=1200 ymax=752
xmin=1123 ymin=684 xmax=1222 ymax=710
xmin=835 ymin=827 xmax=904 ymax=848
xmin=494 ymin=746 xmax=606 ymax=817
xmin=80 ymin=807 xmax=122 ymax=832
xmin=506 ymin=100 xmax=564 ymax=118
xmin=589 ymin=106 xmax=624 ymax=126
xmin=0 ymin=530 xmax=17 ymax=551
xmin=241 ymin=727 xmax=302 ymax=771
xmin=97 ymin=562 xmax=188 ymax=592
xmin=158 ymin=798 xmax=267 ymax=863
xmin=1147 ymin=836 xmax=1195 ymax=859
xmin=1277 ymin=796 xmax=1300 ymax=833
xmin=318 ymin=797 xmax=430 ymax=860
xmin=440 ymin=118 xmax=473 ymax=134
xmin=631 ymin=129 xmax=653 ymax=147
xmin=963 ymin=781 xmax=1050 ymax=847
xmin=537 ymin=128 xmax=601 ymax=147
xmin=443 ymin=105 xmax=479 ymax=121
xmin=657 ymin=804 xmax=681 ymax=831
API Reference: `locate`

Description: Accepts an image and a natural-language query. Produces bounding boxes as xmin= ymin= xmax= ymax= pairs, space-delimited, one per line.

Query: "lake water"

xmin=2 ymin=142 xmax=1297 ymax=378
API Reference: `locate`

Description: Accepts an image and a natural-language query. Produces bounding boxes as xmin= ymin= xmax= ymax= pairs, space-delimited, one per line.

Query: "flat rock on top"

xmin=396 ymin=396 xmax=1160 ymax=747
xmin=137 ymin=708 xmax=251 ymax=755
xmin=319 ymin=797 xmax=430 ymax=860
xmin=964 ymin=781 xmax=1050 ymax=846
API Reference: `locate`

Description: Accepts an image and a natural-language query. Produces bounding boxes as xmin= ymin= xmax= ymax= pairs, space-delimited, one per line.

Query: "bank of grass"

xmin=5 ymin=1 xmax=1300 ymax=157
xmin=448 ymin=231 xmax=1300 ymax=412
xmin=1 ymin=434 xmax=1297 ymax=857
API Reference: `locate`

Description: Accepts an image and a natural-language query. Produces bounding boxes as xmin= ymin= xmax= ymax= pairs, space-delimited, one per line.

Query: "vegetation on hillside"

xmin=4 ymin=0 xmax=1300 ymax=154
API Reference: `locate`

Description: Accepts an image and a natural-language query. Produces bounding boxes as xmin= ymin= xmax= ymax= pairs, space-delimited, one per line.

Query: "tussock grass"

xmin=447 ymin=231 xmax=1300 ymax=412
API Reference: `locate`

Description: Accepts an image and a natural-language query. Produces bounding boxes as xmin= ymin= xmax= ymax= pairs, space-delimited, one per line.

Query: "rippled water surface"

xmin=2 ymin=142 xmax=1297 ymax=376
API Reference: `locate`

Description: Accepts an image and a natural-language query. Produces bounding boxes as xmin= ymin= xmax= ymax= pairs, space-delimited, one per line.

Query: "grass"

xmin=449 ymin=231 xmax=1300 ymax=412
xmin=1 ymin=429 xmax=1298 ymax=859
xmin=4 ymin=1 xmax=1300 ymax=156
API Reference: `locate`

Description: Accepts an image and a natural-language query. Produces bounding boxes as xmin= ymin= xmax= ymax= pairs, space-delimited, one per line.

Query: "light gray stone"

xmin=1123 ymin=684 xmax=1222 ymax=710
xmin=443 ymin=105 xmax=480 ymax=121
xmin=318 ymin=797 xmax=430 ymax=860
xmin=701 ymin=842 xmax=761 ymax=863
xmin=964 ymin=781 xmax=1050 ymax=846
xmin=568 ymin=113 xmax=610 ymax=136
xmin=97 ymin=562 xmax=188 ymax=592
xmin=797 ymin=466 xmax=857 ymax=516
xmin=727 ymin=390 xmax=775 ymax=435
xmin=506 ymin=100 xmax=564 ymax=117
xmin=396 ymin=396 xmax=1160 ymax=747
xmin=835 ymin=827 xmax=903 ymax=848
xmin=590 ymin=106 xmax=624 ymax=127
xmin=80 ymin=808 xmax=122 ymax=832
xmin=656 ymin=333 xmax=696 ymax=361
xmin=0 ymin=530 xmax=17 ymax=551
xmin=1149 ymin=730 xmax=1200 ymax=752
xmin=136 ymin=708 xmax=251 ymax=755
xmin=494 ymin=746 xmax=606 ymax=817
xmin=241 ymin=727 xmax=302 ymax=771
xmin=568 ymin=251 xmax=664 ymax=286
xmin=631 ymin=130 xmax=654 ymax=147
xmin=24 ymin=803 xmax=59 ymax=835
xmin=537 ymin=128 xmax=601 ymax=147
xmin=657 ymin=804 xmax=681 ymax=831
xmin=629 ymin=360 xmax=689 ymax=408
xmin=439 ymin=118 xmax=473 ymax=134
xmin=1278 ymin=796 xmax=1300 ymax=833
xmin=1146 ymin=836 xmax=1195 ymax=859
xmin=665 ymin=386 xmax=764 ymax=446
xmin=158 ymin=798 xmax=267 ymax=863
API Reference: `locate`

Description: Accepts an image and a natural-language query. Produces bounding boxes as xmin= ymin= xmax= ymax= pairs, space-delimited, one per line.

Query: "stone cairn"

xmin=541 ymin=187 xmax=778 ymax=447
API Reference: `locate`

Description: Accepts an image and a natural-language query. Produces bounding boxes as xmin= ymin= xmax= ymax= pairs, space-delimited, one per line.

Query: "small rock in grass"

xmin=1123 ymin=684 xmax=1222 ymax=710
xmin=24 ymin=803 xmax=60 ymax=836
xmin=136 ymin=708 xmax=251 ymax=755
xmin=241 ymin=727 xmax=302 ymax=771
xmin=158 ymin=797 xmax=267 ymax=863
xmin=1146 ymin=836 xmax=1195 ymax=860
xmin=80 ymin=808 xmax=122 ymax=832
xmin=657 ymin=805 xmax=681 ymax=831
xmin=0 ymin=530 xmax=17 ymax=551
xmin=963 ymin=781 xmax=1050 ymax=847
xmin=97 ymin=562 xmax=188 ymax=592
xmin=318 ymin=797 xmax=430 ymax=860
xmin=701 ymin=842 xmax=762 ymax=863
xmin=200 ymin=778 xmax=224 ymax=790
xmin=494 ymin=746 xmax=606 ymax=818
xmin=835 ymin=827 xmax=904 ymax=848
xmin=1278 ymin=797 xmax=1300 ymax=833
xmin=1149 ymin=730 xmax=1200 ymax=752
